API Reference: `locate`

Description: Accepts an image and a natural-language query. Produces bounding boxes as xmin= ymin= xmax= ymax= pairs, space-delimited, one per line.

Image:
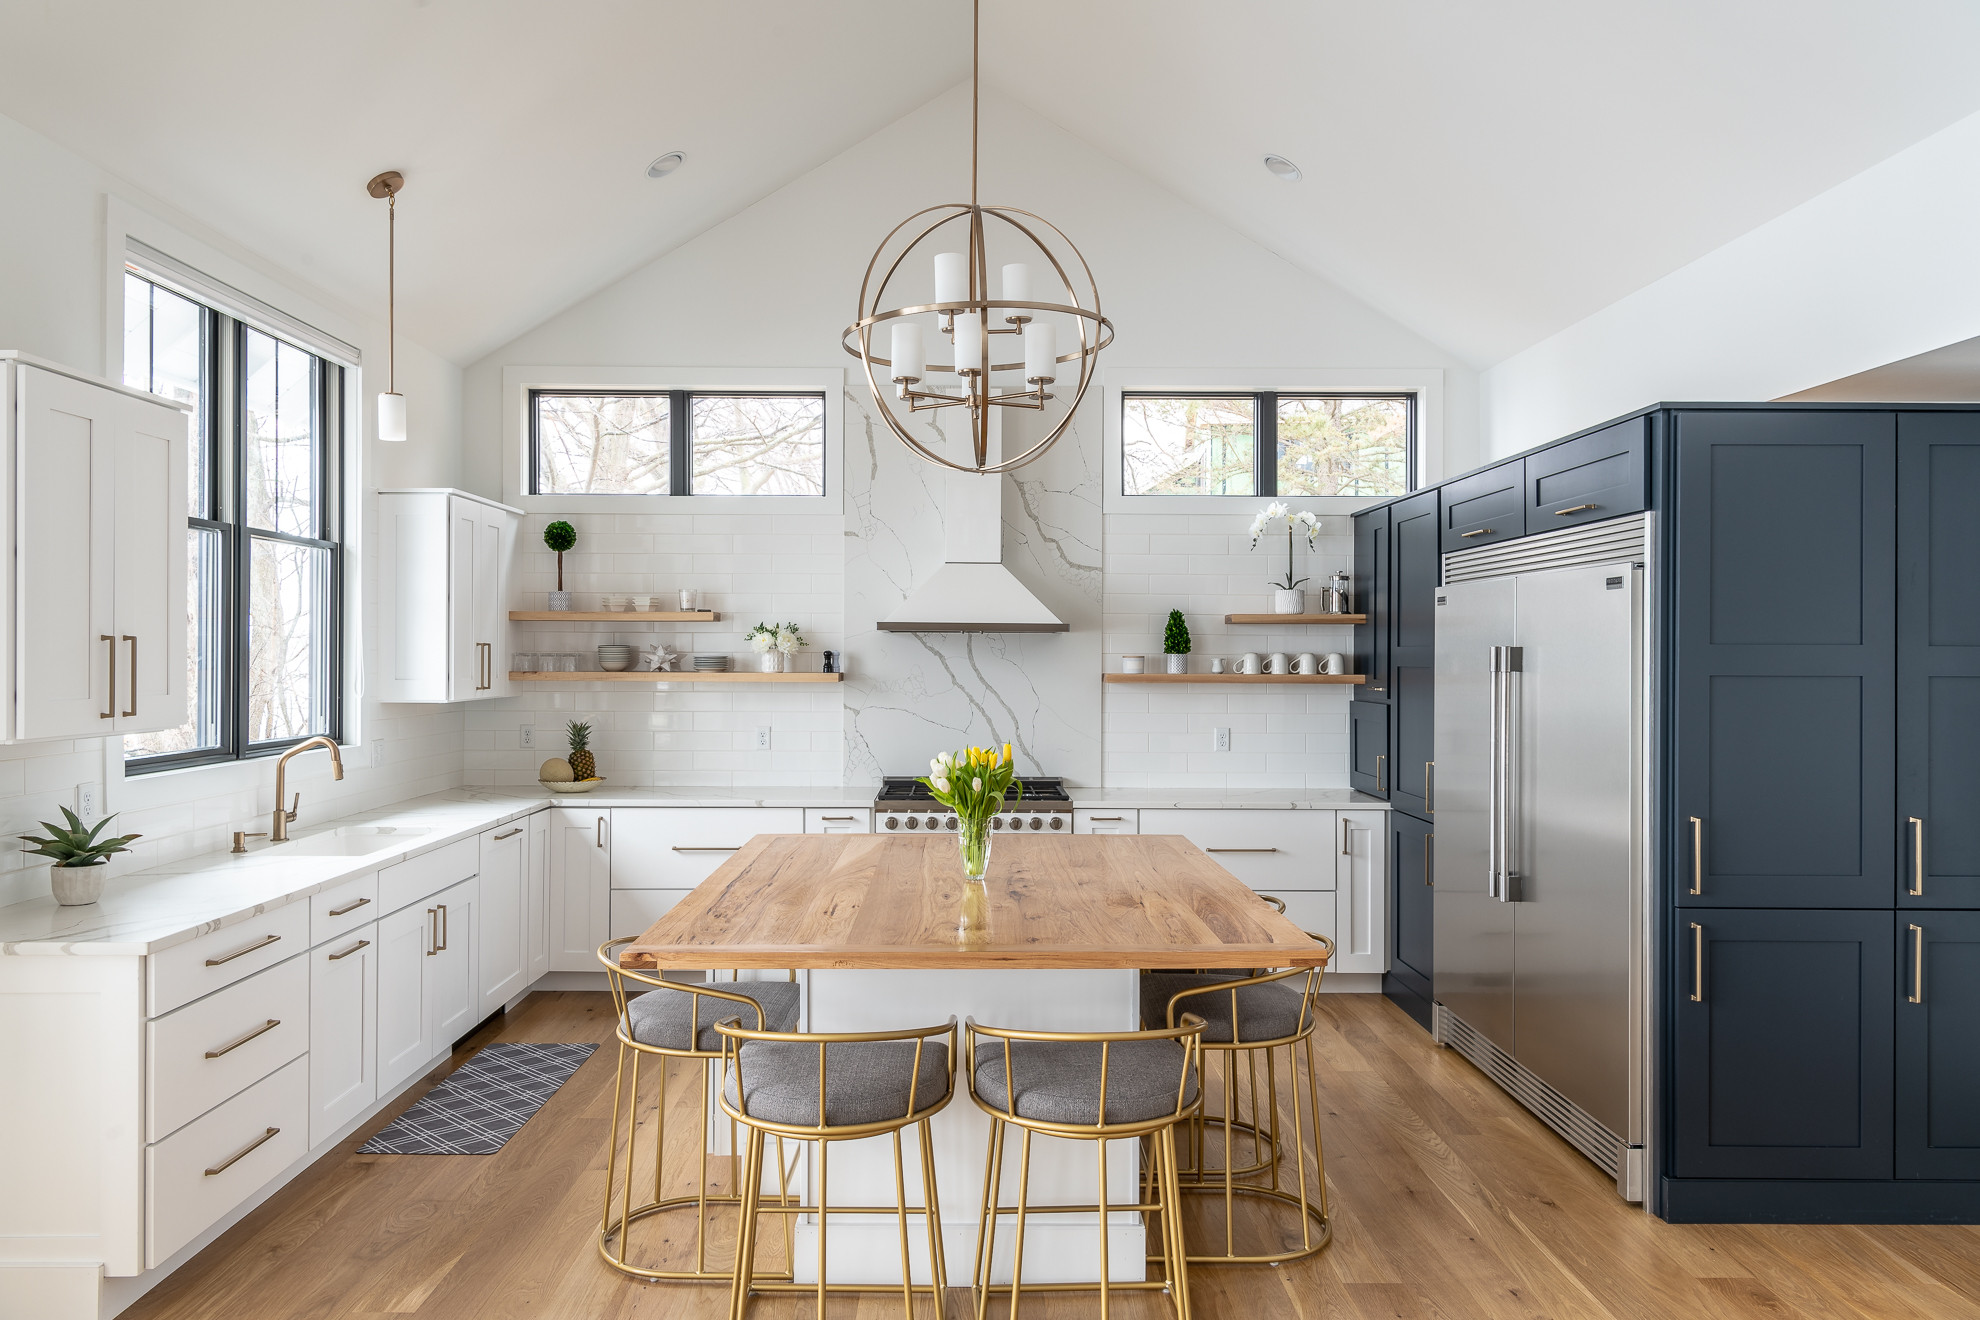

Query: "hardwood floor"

xmin=124 ymin=991 xmax=1980 ymax=1320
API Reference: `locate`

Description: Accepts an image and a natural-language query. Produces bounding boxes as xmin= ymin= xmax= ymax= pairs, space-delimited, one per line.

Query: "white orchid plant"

xmin=1248 ymin=501 xmax=1322 ymax=591
xmin=746 ymin=622 xmax=807 ymax=656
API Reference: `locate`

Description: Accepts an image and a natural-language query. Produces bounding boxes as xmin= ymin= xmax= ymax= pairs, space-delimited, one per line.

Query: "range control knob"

xmin=992 ymin=816 xmax=1005 ymax=830
xmin=1028 ymin=815 xmax=1043 ymax=831
xmin=945 ymin=816 xmax=958 ymax=831
xmin=905 ymin=815 xmax=920 ymax=830
xmin=884 ymin=816 xmax=899 ymax=830
xmin=1048 ymin=815 xmax=1064 ymax=830
xmin=926 ymin=816 xmax=942 ymax=831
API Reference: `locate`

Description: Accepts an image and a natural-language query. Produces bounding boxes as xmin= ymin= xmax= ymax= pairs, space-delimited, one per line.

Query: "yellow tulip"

xmin=1003 ymin=742 xmax=1013 ymax=765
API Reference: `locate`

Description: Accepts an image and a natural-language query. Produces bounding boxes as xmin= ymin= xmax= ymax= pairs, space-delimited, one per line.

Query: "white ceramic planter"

xmin=757 ymin=652 xmax=784 ymax=673
xmin=50 ymin=864 xmax=105 ymax=905
xmin=547 ymin=590 xmax=573 ymax=611
xmin=1164 ymin=654 xmax=1188 ymax=674
xmin=1272 ymin=588 xmax=1305 ymax=614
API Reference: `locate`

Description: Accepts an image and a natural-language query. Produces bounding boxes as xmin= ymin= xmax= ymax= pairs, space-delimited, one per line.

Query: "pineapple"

xmin=566 ymin=720 xmax=596 ymax=781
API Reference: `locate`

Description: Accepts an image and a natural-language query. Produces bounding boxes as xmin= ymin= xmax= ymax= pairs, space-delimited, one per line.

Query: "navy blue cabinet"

xmin=1389 ymin=490 xmax=1439 ymax=819
xmin=1897 ymin=911 xmax=1980 ymax=1178
xmin=1439 ymin=458 xmax=1525 ymax=552
xmin=1674 ymin=908 xmax=1894 ymax=1180
xmin=1897 ymin=413 xmax=1980 ymax=910
xmin=1525 ymin=416 xmax=1648 ymax=527
xmin=1352 ymin=508 xmax=1390 ymax=698
xmin=1385 ymin=811 xmax=1434 ymax=1029
xmin=1348 ymin=699 xmax=1389 ymax=797
xmin=1672 ymin=410 xmax=1896 ymax=909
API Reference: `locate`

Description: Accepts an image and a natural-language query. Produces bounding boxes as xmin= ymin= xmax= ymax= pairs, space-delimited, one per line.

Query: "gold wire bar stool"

xmin=1140 ymin=929 xmax=1335 ymax=1266
xmin=596 ymin=937 xmax=802 ymax=1285
xmin=715 ymin=1014 xmax=958 ymax=1320
xmin=964 ymin=1015 xmax=1207 ymax=1320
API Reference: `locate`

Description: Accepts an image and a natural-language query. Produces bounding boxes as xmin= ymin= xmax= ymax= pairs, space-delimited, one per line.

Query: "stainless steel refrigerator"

xmin=1433 ymin=513 xmax=1652 ymax=1200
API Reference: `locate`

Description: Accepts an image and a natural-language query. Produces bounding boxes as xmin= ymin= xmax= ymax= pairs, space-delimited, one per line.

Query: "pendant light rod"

xmin=368 ymin=170 xmax=407 ymax=442
xmin=970 ymin=0 xmax=979 ymax=210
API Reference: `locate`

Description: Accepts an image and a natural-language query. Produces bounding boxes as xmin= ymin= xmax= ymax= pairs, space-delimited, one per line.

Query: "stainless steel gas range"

xmin=873 ymin=776 xmax=1073 ymax=834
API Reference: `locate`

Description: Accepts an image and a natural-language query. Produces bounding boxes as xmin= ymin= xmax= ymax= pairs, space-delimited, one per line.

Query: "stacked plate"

xmin=596 ymin=644 xmax=636 ymax=673
xmin=692 ymin=654 xmax=730 ymax=672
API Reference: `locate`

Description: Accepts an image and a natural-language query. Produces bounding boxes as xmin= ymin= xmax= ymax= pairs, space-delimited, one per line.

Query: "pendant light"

xmin=367 ymin=170 xmax=407 ymax=443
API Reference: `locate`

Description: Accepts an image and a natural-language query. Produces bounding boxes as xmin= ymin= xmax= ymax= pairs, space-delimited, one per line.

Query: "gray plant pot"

xmin=547 ymin=590 xmax=573 ymax=611
xmin=50 ymin=864 xmax=106 ymax=906
xmin=1165 ymin=654 xmax=1188 ymax=674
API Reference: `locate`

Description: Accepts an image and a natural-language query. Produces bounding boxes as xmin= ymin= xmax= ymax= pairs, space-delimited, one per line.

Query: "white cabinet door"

xmin=309 ymin=923 xmax=378 ymax=1146
xmin=608 ymin=807 xmax=804 ymax=889
xmin=526 ymin=810 xmax=551 ymax=983
xmin=15 ymin=364 xmax=116 ymax=740
xmin=426 ymin=877 xmax=479 ymax=1047
xmin=805 ymin=808 xmax=869 ymax=834
xmin=1075 ymin=809 xmax=1138 ymax=834
xmin=1140 ymin=810 xmax=1337 ymax=892
xmin=548 ymin=807 xmax=610 ymax=971
xmin=112 ymin=390 xmax=188 ymax=734
xmin=475 ymin=506 xmax=511 ymax=699
xmin=448 ymin=499 xmax=479 ymax=700
xmin=1330 ymin=811 xmax=1389 ymax=974
xmin=1276 ymin=891 xmax=1339 ymax=955
xmin=477 ymin=824 xmax=528 ymax=1016
xmin=375 ymin=901 xmax=431 ymax=1093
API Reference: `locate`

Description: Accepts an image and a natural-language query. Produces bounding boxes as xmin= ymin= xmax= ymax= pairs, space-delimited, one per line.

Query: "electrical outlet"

xmin=370 ymin=738 xmax=386 ymax=768
xmin=520 ymin=724 xmax=534 ymax=749
xmin=76 ymin=782 xmax=100 ymax=818
xmin=755 ymin=725 xmax=772 ymax=751
xmin=1213 ymin=727 xmax=1231 ymax=753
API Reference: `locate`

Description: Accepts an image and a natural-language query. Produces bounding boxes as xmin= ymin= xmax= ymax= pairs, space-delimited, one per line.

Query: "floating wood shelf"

xmin=509 ymin=670 xmax=842 ymax=683
xmin=1223 ymin=613 xmax=1365 ymax=625
xmin=1103 ymin=672 xmax=1366 ymax=685
xmin=509 ymin=610 xmax=721 ymax=622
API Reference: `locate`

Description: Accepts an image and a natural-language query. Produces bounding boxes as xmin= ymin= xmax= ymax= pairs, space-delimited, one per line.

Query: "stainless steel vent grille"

xmin=1435 ymin=1005 xmax=1627 ymax=1179
xmin=1443 ymin=513 xmax=1649 ymax=582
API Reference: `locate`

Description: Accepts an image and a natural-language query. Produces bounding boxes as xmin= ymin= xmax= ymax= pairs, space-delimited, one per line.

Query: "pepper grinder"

xmin=822 ymin=650 xmax=838 ymax=674
xmin=1328 ymin=571 xmax=1352 ymax=614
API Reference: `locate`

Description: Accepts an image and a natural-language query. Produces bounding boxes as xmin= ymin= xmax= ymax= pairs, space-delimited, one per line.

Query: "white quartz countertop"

xmin=0 ymin=782 xmax=1380 ymax=956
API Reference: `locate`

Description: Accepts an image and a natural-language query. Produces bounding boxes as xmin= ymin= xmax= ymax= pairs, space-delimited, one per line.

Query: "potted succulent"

xmin=544 ymin=520 xmax=577 ymax=610
xmin=20 ymin=808 xmax=141 ymax=905
xmin=1163 ymin=609 xmax=1191 ymax=673
xmin=1249 ymin=501 xmax=1322 ymax=613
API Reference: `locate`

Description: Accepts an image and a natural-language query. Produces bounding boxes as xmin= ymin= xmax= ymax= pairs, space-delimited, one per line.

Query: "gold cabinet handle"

xmin=672 ymin=845 xmax=740 ymax=852
xmin=819 ymin=815 xmax=858 ymax=822
xmin=328 ymin=938 xmax=370 ymax=961
xmin=100 ymin=635 xmax=116 ymax=719
xmin=437 ymin=903 xmax=448 ymax=952
xmin=1553 ymin=504 xmax=1600 ymax=516
xmin=596 ymin=816 xmax=606 ymax=849
xmin=204 ymin=1127 xmax=280 ymax=1177
xmin=1688 ymin=817 xmax=1703 ymax=895
xmin=204 ymin=1019 xmax=281 ymax=1059
xmin=1459 ymin=528 xmax=1494 ymax=538
xmin=1908 ymin=817 xmax=1925 ymax=896
xmin=1206 ymin=847 xmax=1279 ymax=853
xmin=1088 ymin=816 xmax=1124 ymax=821
xmin=327 ymin=896 xmax=371 ymax=917
xmin=1426 ymin=760 xmax=1435 ymax=814
xmin=1909 ymin=924 xmax=1925 ymax=1004
xmin=426 ymin=907 xmax=439 ymax=956
xmin=1425 ymin=831 xmax=1434 ymax=886
xmin=493 ymin=827 xmax=523 ymax=840
xmin=1690 ymin=923 xmax=1705 ymax=1002
xmin=1376 ymin=753 xmax=1386 ymax=793
xmin=1340 ymin=817 xmax=1351 ymax=856
xmin=205 ymin=933 xmax=280 ymax=967
xmin=122 ymin=635 xmax=138 ymax=717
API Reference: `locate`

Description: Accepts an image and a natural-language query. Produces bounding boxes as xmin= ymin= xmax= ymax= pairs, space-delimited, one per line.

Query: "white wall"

xmin=1479 ymin=107 xmax=1980 ymax=457
xmin=0 ymin=108 xmax=466 ymax=905
xmin=461 ymin=85 xmax=1472 ymax=786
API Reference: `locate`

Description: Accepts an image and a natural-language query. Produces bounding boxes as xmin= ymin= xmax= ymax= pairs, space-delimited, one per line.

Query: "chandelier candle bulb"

xmin=1024 ymin=320 xmax=1057 ymax=382
xmin=934 ymin=251 xmax=969 ymax=304
xmin=890 ymin=322 xmax=924 ymax=381
xmin=952 ymin=311 xmax=983 ymax=373
xmin=1001 ymin=261 xmax=1031 ymax=310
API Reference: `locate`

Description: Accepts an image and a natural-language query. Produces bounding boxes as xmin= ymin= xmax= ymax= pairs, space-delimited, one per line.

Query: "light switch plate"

xmin=1213 ymin=728 xmax=1231 ymax=753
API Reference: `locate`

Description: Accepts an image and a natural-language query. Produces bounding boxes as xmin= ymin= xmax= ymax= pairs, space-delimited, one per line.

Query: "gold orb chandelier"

xmin=842 ymin=0 xmax=1113 ymax=475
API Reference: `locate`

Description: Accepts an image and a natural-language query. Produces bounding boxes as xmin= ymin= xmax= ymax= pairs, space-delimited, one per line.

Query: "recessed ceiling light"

xmin=646 ymin=152 xmax=687 ymax=180
xmin=1262 ymin=154 xmax=1302 ymax=182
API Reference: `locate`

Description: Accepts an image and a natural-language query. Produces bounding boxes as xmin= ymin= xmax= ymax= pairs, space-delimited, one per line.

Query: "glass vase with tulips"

xmin=919 ymin=743 xmax=1019 ymax=882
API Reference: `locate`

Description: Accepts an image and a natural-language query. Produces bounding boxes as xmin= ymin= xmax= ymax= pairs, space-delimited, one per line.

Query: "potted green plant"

xmin=20 ymin=808 xmax=141 ymax=905
xmin=544 ymin=520 xmax=577 ymax=610
xmin=1163 ymin=609 xmax=1192 ymax=674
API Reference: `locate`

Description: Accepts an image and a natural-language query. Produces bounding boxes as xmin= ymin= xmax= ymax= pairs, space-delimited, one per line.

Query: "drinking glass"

xmin=512 ymin=652 xmax=537 ymax=673
xmin=558 ymin=653 xmax=579 ymax=672
xmin=678 ymin=588 xmax=698 ymax=611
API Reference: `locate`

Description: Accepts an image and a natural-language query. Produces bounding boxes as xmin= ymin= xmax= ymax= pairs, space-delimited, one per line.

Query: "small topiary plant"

xmin=544 ymin=520 xmax=577 ymax=591
xmin=1163 ymin=609 xmax=1192 ymax=655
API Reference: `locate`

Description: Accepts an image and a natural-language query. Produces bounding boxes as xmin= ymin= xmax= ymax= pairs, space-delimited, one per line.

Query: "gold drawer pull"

xmin=672 ymin=846 xmax=740 ymax=852
xmin=100 ymin=635 xmax=116 ymax=720
xmin=1908 ymin=817 xmax=1925 ymax=896
xmin=205 ymin=933 xmax=281 ymax=967
xmin=1459 ymin=528 xmax=1494 ymax=538
xmin=1688 ymin=817 xmax=1703 ymax=895
xmin=204 ymin=1127 xmax=280 ymax=1177
xmin=819 ymin=815 xmax=858 ymax=822
xmin=328 ymin=938 xmax=371 ymax=961
xmin=1909 ymin=924 xmax=1925 ymax=1004
xmin=1206 ymin=847 xmax=1279 ymax=853
xmin=204 ymin=1019 xmax=281 ymax=1059
xmin=493 ymin=827 xmax=524 ymax=841
xmin=327 ymin=896 xmax=371 ymax=917
xmin=1087 ymin=816 xmax=1124 ymax=821
xmin=1553 ymin=504 xmax=1600 ymax=516
xmin=1690 ymin=923 xmax=1705 ymax=1002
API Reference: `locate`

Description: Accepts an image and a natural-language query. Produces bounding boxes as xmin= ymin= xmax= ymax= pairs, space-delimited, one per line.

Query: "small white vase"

xmin=1121 ymin=655 xmax=1145 ymax=674
xmin=1273 ymin=588 xmax=1305 ymax=614
xmin=757 ymin=652 xmax=784 ymax=673
xmin=1165 ymin=654 xmax=1188 ymax=674
xmin=547 ymin=590 xmax=573 ymax=612
xmin=50 ymin=864 xmax=106 ymax=905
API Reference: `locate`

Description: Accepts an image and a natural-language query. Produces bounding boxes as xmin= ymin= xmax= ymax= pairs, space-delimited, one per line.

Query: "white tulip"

xmin=930 ymin=757 xmax=945 ymax=776
xmin=933 ymin=777 xmax=950 ymax=794
xmin=972 ymin=777 xmax=984 ymax=791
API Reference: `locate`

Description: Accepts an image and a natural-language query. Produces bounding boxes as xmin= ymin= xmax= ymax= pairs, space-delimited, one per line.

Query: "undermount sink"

xmin=276 ymin=825 xmax=434 ymax=856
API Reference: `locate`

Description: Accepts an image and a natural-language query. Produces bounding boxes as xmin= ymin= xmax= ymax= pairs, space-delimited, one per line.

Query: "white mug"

xmin=1266 ymin=652 xmax=1290 ymax=675
xmin=1238 ymin=652 xmax=1262 ymax=675
xmin=1322 ymin=652 xmax=1346 ymax=675
xmin=1294 ymin=652 xmax=1318 ymax=674
xmin=1210 ymin=657 xmax=1227 ymax=674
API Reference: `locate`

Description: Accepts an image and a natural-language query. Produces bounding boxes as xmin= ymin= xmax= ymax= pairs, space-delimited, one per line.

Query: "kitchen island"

xmin=621 ymin=831 xmax=1327 ymax=1286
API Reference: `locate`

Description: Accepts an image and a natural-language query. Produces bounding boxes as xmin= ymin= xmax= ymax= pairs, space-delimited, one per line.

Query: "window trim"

xmin=1101 ymin=367 xmax=1445 ymax=513
xmin=1118 ymin=390 xmax=1418 ymax=500
xmin=526 ymin=388 xmax=830 ymax=499
xmin=502 ymin=366 xmax=845 ymax=515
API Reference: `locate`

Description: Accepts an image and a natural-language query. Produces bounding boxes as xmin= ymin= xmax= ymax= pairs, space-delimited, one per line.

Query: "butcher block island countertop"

xmin=618 ymin=831 xmax=1330 ymax=971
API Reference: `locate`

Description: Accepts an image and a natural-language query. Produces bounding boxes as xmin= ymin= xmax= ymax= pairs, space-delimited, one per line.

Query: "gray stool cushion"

xmin=626 ymin=980 xmax=802 ymax=1053
xmin=1140 ymin=972 xmax=1312 ymax=1044
xmin=972 ymin=1039 xmax=1199 ymax=1126
xmin=724 ymin=1039 xmax=952 ymax=1128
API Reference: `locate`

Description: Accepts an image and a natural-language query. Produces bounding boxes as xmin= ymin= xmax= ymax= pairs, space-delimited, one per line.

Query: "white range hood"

xmin=879 ymin=411 xmax=1067 ymax=633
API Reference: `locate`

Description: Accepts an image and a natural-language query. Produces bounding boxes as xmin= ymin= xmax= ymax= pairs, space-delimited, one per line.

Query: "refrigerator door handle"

xmin=1487 ymin=647 xmax=1502 ymax=900
xmin=1490 ymin=645 xmax=1523 ymax=902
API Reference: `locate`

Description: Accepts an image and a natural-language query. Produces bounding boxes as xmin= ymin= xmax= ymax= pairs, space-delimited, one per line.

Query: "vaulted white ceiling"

xmin=6 ymin=1 xmax=1980 ymax=368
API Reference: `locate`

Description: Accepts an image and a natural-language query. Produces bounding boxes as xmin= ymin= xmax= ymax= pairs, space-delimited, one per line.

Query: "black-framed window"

xmin=122 ymin=270 xmax=344 ymax=772
xmin=528 ymin=389 xmax=826 ymax=496
xmin=1121 ymin=392 xmax=1415 ymax=497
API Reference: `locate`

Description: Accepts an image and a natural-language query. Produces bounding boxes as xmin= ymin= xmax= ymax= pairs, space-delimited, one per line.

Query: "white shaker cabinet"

xmin=376 ymin=488 xmax=518 ymax=702
xmin=4 ymin=354 xmax=189 ymax=742
xmin=1330 ymin=810 xmax=1390 ymax=974
xmin=425 ymin=877 xmax=480 ymax=1047
xmin=526 ymin=810 xmax=551 ymax=983
xmin=548 ymin=807 xmax=611 ymax=971
xmin=309 ymin=922 xmax=378 ymax=1145
xmin=374 ymin=876 xmax=480 ymax=1095
xmin=477 ymin=823 xmax=528 ymax=1016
